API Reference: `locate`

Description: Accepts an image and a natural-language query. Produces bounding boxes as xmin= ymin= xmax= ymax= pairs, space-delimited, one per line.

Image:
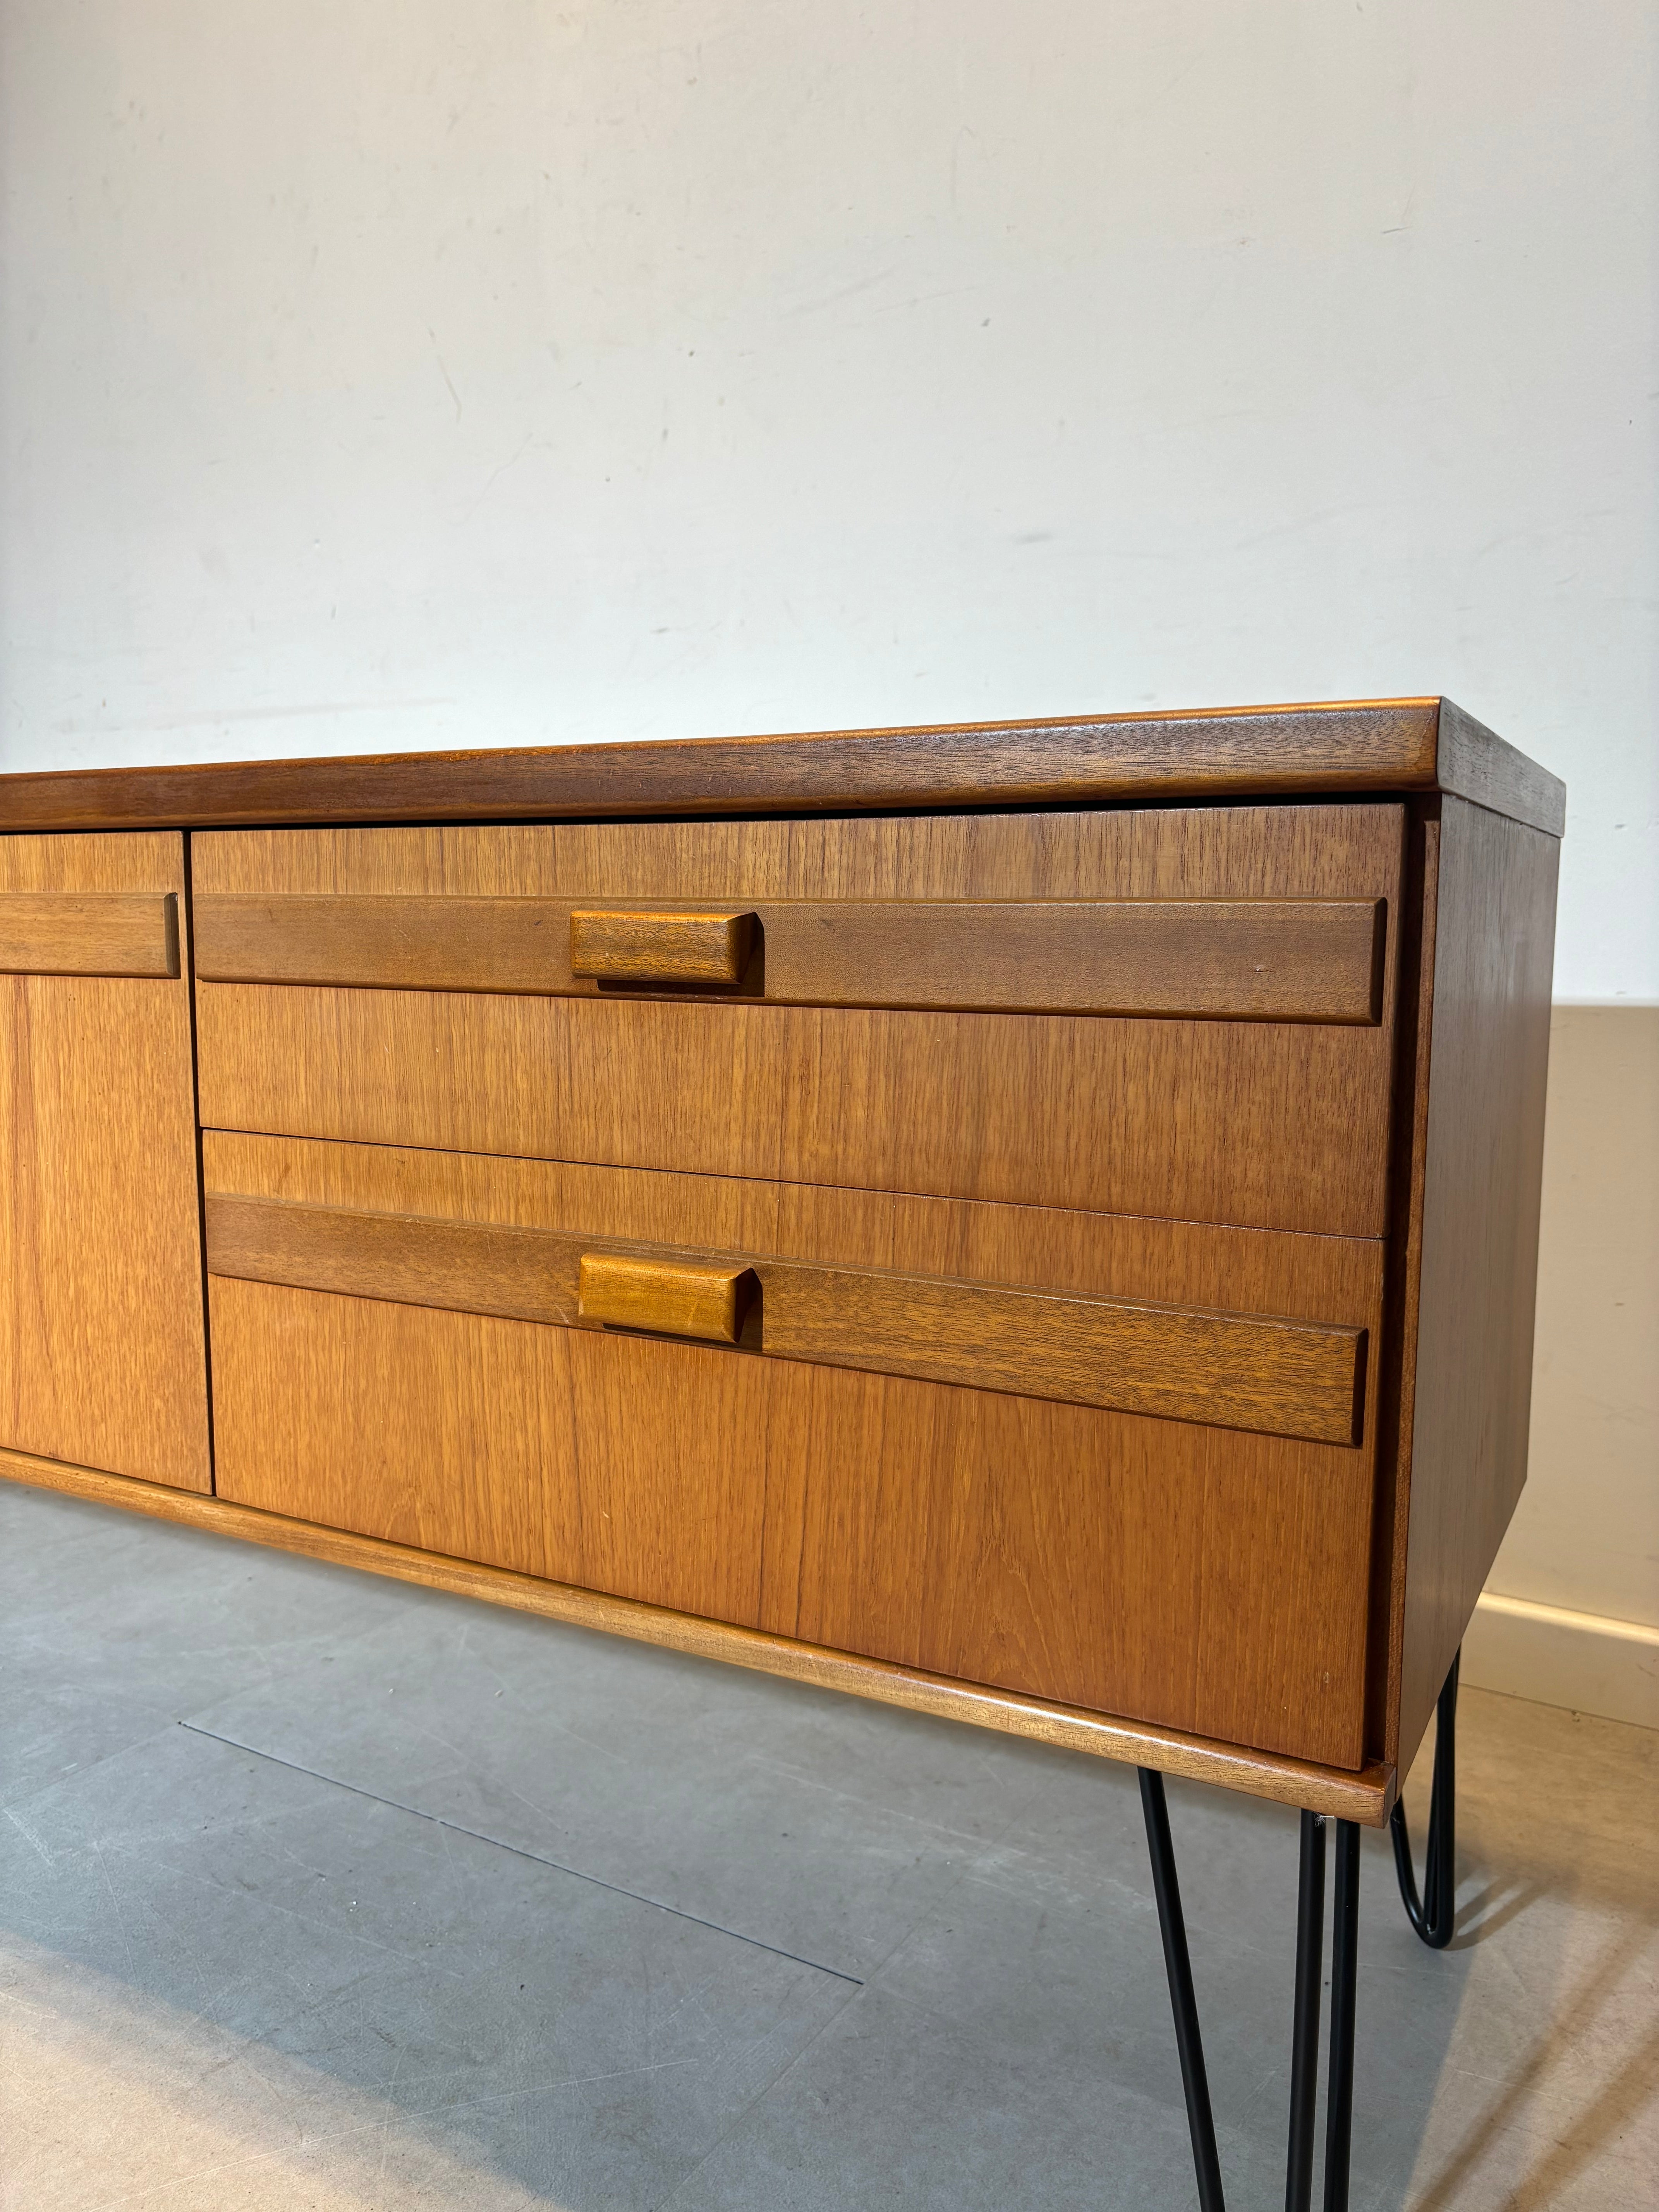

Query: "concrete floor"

xmin=1 ymin=1483 xmax=1654 ymax=2211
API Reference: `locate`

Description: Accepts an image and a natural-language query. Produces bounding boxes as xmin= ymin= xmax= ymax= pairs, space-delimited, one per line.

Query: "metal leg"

xmin=1139 ymin=1779 xmax=1365 ymax=2212
xmin=1322 ymin=1821 xmax=1361 ymax=2212
xmin=1139 ymin=1767 xmax=1227 ymax=2212
xmin=1390 ymin=1649 xmax=1460 ymax=1948
xmin=1285 ymin=1812 xmax=1326 ymax=2212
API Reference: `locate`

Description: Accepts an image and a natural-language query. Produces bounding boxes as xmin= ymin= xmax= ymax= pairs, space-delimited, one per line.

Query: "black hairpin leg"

xmin=1285 ymin=1811 xmax=1326 ymax=2211
xmin=1139 ymin=1774 xmax=1362 ymax=2212
xmin=1323 ymin=1819 xmax=1361 ymax=2212
xmin=1138 ymin=1768 xmax=1226 ymax=2212
xmin=1390 ymin=1649 xmax=1459 ymax=1949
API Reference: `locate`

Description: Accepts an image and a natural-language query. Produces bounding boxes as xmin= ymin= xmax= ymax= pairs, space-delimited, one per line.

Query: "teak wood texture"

xmin=203 ymin=1132 xmax=1384 ymax=1769
xmin=194 ymin=891 xmax=1384 ymax=1024
xmin=0 ymin=704 xmax=1565 ymax=1820
xmin=188 ymin=799 xmax=1410 ymax=906
xmin=193 ymin=804 xmax=1406 ymax=1237
xmin=0 ymin=835 xmax=210 ymax=1490
xmin=205 ymin=1190 xmax=1367 ymax=1443
xmin=568 ymin=907 xmax=756 ymax=986
xmin=1391 ymin=797 xmax=1559 ymax=1774
xmin=0 ymin=891 xmax=180 ymax=977
xmin=0 ymin=1445 xmax=1396 ymax=1825
xmin=198 ymin=986 xmax=1393 ymax=1236
xmin=576 ymin=1250 xmax=755 ymax=1341
xmin=0 ymin=697 xmax=1564 ymax=836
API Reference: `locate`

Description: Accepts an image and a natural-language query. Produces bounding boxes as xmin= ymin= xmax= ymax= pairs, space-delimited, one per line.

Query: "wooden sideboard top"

xmin=0 ymin=696 xmax=1564 ymax=836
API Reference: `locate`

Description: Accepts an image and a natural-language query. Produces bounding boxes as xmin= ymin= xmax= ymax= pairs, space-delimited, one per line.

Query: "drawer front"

xmin=193 ymin=804 xmax=1405 ymax=1238
xmin=203 ymin=1132 xmax=1386 ymax=1768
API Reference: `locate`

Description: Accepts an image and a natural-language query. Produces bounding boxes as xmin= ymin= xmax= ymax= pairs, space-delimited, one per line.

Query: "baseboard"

xmin=1462 ymin=1592 xmax=1659 ymax=1730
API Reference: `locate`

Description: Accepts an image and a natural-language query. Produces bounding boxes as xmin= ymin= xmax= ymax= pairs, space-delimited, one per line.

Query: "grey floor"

xmin=2 ymin=1484 xmax=1655 ymax=2211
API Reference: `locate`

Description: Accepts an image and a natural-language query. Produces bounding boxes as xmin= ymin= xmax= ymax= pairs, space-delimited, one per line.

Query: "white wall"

xmin=1 ymin=3 xmax=1654 ymax=1703
xmin=2 ymin=0 xmax=1654 ymax=1000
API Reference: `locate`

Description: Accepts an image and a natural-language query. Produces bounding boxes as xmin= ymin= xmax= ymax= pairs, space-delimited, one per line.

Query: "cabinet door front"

xmin=0 ymin=832 xmax=210 ymax=1491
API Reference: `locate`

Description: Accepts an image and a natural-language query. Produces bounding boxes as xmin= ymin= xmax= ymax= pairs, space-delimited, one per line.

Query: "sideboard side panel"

xmin=1397 ymin=795 xmax=1559 ymax=1771
xmin=0 ymin=832 xmax=211 ymax=1491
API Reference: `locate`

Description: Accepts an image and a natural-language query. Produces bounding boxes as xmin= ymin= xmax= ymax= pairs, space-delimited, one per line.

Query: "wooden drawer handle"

xmin=0 ymin=891 xmax=179 ymax=979
xmin=569 ymin=908 xmax=756 ymax=986
xmin=207 ymin=1194 xmax=1366 ymax=1444
xmin=578 ymin=1251 xmax=756 ymax=1342
xmin=196 ymin=893 xmax=1383 ymax=1023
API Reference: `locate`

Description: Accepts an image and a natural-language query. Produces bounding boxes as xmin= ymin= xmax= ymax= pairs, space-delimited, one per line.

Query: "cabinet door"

xmin=0 ymin=832 xmax=210 ymax=1489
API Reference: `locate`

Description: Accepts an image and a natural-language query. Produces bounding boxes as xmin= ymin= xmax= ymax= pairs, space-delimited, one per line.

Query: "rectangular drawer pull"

xmin=0 ymin=891 xmax=179 ymax=979
xmin=205 ymin=1194 xmax=1365 ymax=1444
xmin=196 ymin=894 xmax=1383 ymax=1024
xmin=569 ymin=908 xmax=756 ymax=986
xmin=578 ymin=1251 xmax=755 ymax=1342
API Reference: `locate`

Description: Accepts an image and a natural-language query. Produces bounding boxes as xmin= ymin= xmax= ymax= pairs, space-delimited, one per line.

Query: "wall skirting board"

xmin=1463 ymin=1592 xmax=1659 ymax=1730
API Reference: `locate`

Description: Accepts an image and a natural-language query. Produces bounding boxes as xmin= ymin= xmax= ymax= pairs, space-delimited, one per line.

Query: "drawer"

xmin=192 ymin=803 xmax=1406 ymax=1238
xmin=203 ymin=1132 xmax=1387 ymax=1769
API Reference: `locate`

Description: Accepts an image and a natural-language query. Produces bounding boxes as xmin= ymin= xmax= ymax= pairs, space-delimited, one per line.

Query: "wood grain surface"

xmin=0 ymin=1446 xmax=1397 ymax=1824
xmin=577 ymin=1250 xmax=755 ymax=1342
xmin=197 ymin=983 xmax=1394 ymax=1236
xmin=191 ymin=797 xmax=1406 ymax=905
xmin=194 ymin=803 xmax=1404 ymax=1235
xmin=1362 ymin=806 xmax=1436 ymax=1769
xmin=1436 ymin=700 xmax=1568 ymax=841
xmin=0 ymin=834 xmax=210 ymax=1489
xmin=1393 ymin=797 xmax=1559 ymax=1773
xmin=0 ymin=697 xmax=1563 ymax=836
xmin=204 ymin=1190 xmax=1367 ymax=1443
xmin=0 ymin=737 xmax=1561 ymax=1805
xmin=203 ymin=1130 xmax=1386 ymax=1318
xmin=203 ymin=1132 xmax=1385 ymax=1768
xmin=568 ymin=907 xmax=755 ymax=985
xmin=195 ymin=891 xmax=1385 ymax=1024
xmin=0 ymin=891 xmax=179 ymax=977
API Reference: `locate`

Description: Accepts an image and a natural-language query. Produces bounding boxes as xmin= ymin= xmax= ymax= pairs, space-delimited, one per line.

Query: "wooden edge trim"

xmin=1371 ymin=809 xmax=1441 ymax=1769
xmin=0 ymin=1445 xmax=1396 ymax=1823
xmin=0 ymin=701 xmax=1556 ymax=838
xmin=0 ymin=700 xmax=1455 ymax=831
xmin=0 ymin=890 xmax=181 ymax=978
xmin=1434 ymin=700 xmax=1566 ymax=839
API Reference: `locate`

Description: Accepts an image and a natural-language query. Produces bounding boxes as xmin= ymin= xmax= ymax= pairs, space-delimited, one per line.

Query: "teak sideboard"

xmin=0 ymin=697 xmax=1561 ymax=2204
